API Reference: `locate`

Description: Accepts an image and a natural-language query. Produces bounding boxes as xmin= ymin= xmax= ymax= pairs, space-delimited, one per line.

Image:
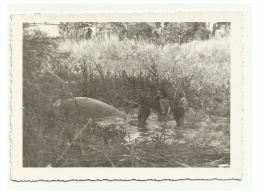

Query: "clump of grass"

xmin=43 ymin=126 xmax=229 ymax=168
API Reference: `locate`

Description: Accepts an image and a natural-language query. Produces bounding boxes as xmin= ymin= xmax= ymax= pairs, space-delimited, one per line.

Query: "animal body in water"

xmin=137 ymin=96 xmax=151 ymax=125
xmin=156 ymin=89 xmax=185 ymax=126
xmin=58 ymin=97 xmax=126 ymax=118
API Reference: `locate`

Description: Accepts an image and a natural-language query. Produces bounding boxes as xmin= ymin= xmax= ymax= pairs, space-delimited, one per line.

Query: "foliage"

xmin=57 ymin=22 xmax=221 ymax=45
xmin=57 ymin=36 xmax=230 ymax=115
xmin=22 ymin=23 xmax=230 ymax=167
xmin=23 ymin=26 xmax=72 ymax=165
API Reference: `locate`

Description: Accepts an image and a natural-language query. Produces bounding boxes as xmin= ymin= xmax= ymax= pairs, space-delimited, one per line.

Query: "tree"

xmin=57 ymin=22 xmax=213 ymax=44
xmin=23 ymin=23 xmax=71 ymax=119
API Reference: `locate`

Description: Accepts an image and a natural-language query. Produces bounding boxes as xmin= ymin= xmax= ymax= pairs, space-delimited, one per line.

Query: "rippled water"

xmin=96 ymin=108 xmax=230 ymax=154
xmin=97 ymin=109 xmax=177 ymax=140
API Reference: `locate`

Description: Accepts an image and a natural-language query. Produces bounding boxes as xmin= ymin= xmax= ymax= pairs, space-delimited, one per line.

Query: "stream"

xmin=95 ymin=108 xmax=230 ymax=154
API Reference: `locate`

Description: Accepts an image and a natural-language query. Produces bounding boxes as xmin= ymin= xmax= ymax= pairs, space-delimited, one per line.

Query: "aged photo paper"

xmin=11 ymin=11 xmax=242 ymax=181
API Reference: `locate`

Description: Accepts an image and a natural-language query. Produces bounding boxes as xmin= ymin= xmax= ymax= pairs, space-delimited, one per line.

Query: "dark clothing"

xmin=172 ymin=107 xmax=185 ymax=126
xmin=138 ymin=105 xmax=151 ymax=124
xmin=156 ymin=97 xmax=185 ymax=126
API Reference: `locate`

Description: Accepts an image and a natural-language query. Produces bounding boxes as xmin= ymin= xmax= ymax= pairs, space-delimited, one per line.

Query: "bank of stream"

xmin=37 ymin=107 xmax=230 ymax=168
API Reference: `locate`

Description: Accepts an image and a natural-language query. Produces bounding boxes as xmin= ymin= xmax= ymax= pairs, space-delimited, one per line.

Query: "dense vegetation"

xmin=23 ymin=22 xmax=230 ymax=167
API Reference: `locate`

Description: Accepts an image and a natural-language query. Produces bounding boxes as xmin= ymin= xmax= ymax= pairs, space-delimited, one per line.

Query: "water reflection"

xmin=126 ymin=112 xmax=177 ymax=141
xmin=96 ymin=110 xmax=177 ymax=141
xmin=136 ymin=121 xmax=150 ymax=139
xmin=92 ymin=109 xmax=230 ymax=154
xmin=137 ymin=121 xmax=148 ymax=132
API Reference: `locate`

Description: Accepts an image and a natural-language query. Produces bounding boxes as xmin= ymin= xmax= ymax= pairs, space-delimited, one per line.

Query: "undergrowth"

xmin=22 ymin=30 xmax=230 ymax=167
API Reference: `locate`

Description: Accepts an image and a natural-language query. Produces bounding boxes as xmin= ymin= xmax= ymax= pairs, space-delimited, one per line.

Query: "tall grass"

xmin=23 ymin=36 xmax=230 ymax=167
xmin=58 ymin=36 xmax=230 ymax=111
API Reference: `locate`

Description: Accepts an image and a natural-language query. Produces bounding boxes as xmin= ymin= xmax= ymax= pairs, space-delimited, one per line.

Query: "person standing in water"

xmin=156 ymin=88 xmax=185 ymax=126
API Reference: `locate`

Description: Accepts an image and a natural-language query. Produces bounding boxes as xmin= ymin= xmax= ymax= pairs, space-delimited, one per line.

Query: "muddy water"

xmin=96 ymin=108 xmax=230 ymax=155
xmin=97 ymin=108 xmax=177 ymax=141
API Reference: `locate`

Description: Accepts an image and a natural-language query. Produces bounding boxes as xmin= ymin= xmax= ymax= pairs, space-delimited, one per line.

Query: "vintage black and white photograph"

xmin=11 ymin=12 xmax=242 ymax=180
